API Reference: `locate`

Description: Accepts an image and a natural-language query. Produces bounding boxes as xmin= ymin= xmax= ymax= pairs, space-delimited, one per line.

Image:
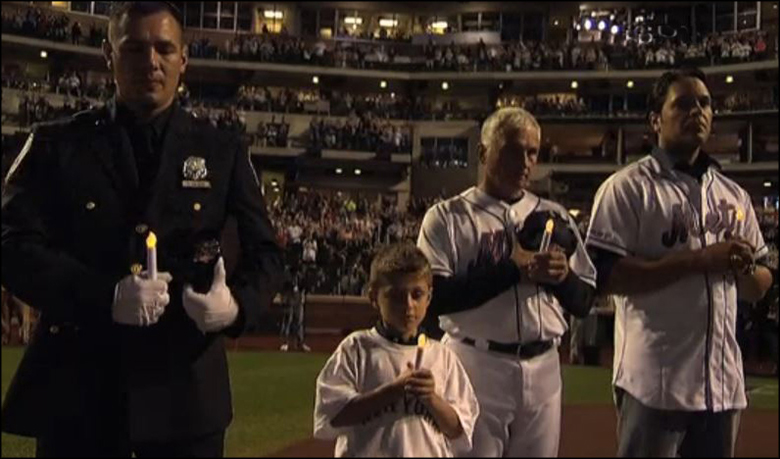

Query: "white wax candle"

xmin=146 ymin=231 xmax=157 ymax=280
xmin=539 ymin=218 xmax=554 ymax=252
xmin=414 ymin=334 xmax=427 ymax=369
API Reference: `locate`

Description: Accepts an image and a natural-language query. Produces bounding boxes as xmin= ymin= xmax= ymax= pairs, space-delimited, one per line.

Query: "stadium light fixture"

xmin=380 ymin=80 xmax=387 ymax=89
xmin=40 ymin=50 xmax=48 ymax=59
xmin=335 ymin=168 xmax=343 ymax=175
xmin=312 ymin=75 xmax=319 ymax=84
xmin=584 ymin=19 xmax=593 ymax=30
xmin=598 ymin=20 xmax=607 ymax=31
xmin=442 ymin=81 xmax=449 ymax=90
xmin=626 ymin=80 xmax=634 ymax=89
xmin=611 ymin=24 xmax=620 ymax=35
xmin=726 ymin=75 xmax=734 ymax=84
xmin=764 ymin=181 xmax=772 ymax=188
xmin=354 ymin=169 xmax=362 ymax=176
xmin=380 ymin=18 xmax=399 ymax=28
xmin=570 ymin=80 xmax=579 ymax=89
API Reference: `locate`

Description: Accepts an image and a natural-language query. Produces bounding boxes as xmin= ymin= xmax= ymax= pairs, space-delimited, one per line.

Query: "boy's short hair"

xmin=368 ymin=243 xmax=432 ymax=292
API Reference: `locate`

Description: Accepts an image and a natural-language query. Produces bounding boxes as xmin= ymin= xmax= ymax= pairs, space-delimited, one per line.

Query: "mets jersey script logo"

xmin=662 ymin=200 xmax=745 ymax=247
xmin=473 ymin=229 xmax=511 ymax=267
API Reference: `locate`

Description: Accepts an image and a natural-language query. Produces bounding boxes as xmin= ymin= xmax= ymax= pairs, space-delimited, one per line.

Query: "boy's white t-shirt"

xmin=314 ymin=328 xmax=479 ymax=457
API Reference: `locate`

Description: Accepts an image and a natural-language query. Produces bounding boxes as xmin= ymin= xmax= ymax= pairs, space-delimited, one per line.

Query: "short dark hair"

xmin=368 ymin=243 xmax=432 ymax=292
xmin=647 ymin=67 xmax=708 ymax=117
xmin=108 ymin=2 xmax=184 ymax=43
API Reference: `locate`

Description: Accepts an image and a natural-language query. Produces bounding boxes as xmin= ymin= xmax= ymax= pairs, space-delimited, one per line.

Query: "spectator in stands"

xmin=279 ymin=274 xmax=310 ymax=352
xmin=71 ymin=20 xmax=82 ymax=45
xmin=754 ymin=32 xmax=767 ymax=60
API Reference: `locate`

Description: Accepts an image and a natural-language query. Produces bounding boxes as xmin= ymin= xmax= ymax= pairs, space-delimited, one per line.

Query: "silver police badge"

xmin=182 ymin=156 xmax=211 ymax=188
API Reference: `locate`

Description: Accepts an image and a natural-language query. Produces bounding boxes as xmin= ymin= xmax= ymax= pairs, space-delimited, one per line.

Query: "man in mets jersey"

xmin=418 ymin=107 xmax=597 ymax=457
xmin=585 ymin=68 xmax=773 ymax=457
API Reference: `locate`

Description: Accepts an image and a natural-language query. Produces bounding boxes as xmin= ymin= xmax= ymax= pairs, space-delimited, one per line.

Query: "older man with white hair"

xmin=418 ymin=107 xmax=597 ymax=457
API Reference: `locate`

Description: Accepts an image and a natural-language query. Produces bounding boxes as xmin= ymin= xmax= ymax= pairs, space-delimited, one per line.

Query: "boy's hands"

xmin=401 ymin=362 xmax=437 ymax=404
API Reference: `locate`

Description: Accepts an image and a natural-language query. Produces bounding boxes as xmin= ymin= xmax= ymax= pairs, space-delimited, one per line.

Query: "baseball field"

xmin=2 ymin=346 xmax=777 ymax=457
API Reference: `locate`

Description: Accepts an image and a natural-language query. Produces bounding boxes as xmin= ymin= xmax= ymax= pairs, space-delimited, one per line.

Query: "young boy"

xmin=314 ymin=243 xmax=479 ymax=457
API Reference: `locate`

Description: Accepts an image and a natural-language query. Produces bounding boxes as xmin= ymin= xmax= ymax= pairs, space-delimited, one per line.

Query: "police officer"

xmin=1 ymin=2 xmax=284 ymax=456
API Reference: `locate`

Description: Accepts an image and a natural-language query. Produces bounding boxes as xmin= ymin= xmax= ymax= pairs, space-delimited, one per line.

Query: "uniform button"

xmin=49 ymin=325 xmax=60 ymax=335
xmin=85 ymin=201 xmax=96 ymax=210
xmin=193 ymin=202 xmax=202 ymax=212
xmin=135 ymin=224 xmax=149 ymax=234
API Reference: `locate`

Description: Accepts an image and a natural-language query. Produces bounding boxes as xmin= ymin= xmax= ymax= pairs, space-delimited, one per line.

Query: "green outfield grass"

xmin=2 ymin=347 xmax=777 ymax=457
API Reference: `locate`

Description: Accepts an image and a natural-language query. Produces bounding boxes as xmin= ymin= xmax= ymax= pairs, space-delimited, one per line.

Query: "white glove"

xmin=182 ymin=257 xmax=239 ymax=333
xmin=113 ymin=272 xmax=173 ymax=326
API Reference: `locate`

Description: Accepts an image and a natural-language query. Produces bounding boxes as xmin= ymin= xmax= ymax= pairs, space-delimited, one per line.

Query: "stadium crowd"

xmin=268 ymin=189 xmax=436 ymax=296
xmin=2 ymin=5 xmax=774 ymax=73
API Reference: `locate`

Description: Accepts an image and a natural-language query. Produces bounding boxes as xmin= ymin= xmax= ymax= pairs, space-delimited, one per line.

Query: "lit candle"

xmin=726 ymin=209 xmax=745 ymax=240
xmin=146 ymin=231 xmax=157 ymax=280
xmin=539 ymin=218 xmax=555 ymax=252
xmin=415 ymin=333 xmax=427 ymax=370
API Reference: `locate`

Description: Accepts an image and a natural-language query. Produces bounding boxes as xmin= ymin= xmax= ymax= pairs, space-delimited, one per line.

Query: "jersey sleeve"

xmin=586 ymin=175 xmax=640 ymax=257
xmin=565 ymin=212 xmax=597 ymax=288
xmin=739 ymin=194 xmax=769 ymax=262
xmin=439 ymin=346 xmax=480 ymax=452
xmin=417 ymin=204 xmax=456 ymax=277
xmin=313 ymin=337 xmax=361 ymax=439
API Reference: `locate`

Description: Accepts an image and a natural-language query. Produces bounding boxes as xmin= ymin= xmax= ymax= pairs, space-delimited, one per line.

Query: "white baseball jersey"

xmin=586 ymin=149 xmax=769 ymax=412
xmin=417 ymin=186 xmax=597 ymax=344
xmin=314 ymin=328 xmax=479 ymax=457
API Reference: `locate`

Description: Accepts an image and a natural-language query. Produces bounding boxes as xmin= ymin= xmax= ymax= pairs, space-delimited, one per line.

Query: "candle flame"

xmin=146 ymin=231 xmax=157 ymax=249
xmin=544 ymin=219 xmax=555 ymax=233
